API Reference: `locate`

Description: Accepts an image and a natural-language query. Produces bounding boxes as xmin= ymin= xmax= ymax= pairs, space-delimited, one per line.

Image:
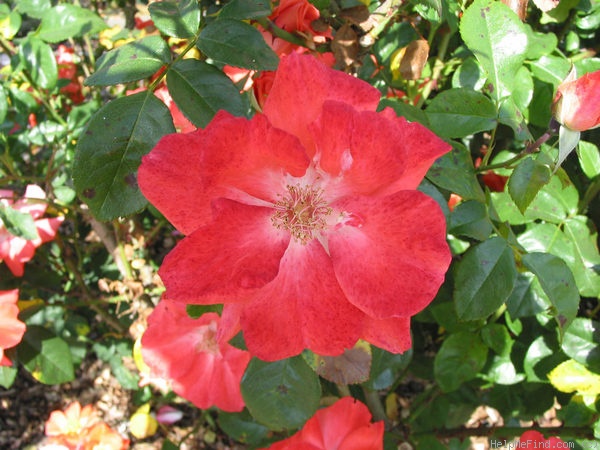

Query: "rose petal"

xmin=263 ymin=53 xmax=380 ymax=157
xmin=361 ymin=316 xmax=411 ymax=354
xmin=241 ymin=240 xmax=363 ymax=360
xmin=159 ymin=199 xmax=289 ymax=304
xmin=139 ymin=111 xmax=309 ymax=235
xmin=328 ymin=191 xmax=451 ymax=319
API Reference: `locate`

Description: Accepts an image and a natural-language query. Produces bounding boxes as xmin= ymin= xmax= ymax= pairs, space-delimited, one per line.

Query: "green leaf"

xmin=149 ymin=0 xmax=200 ymax=38
xmin=522 ymin=252 xmax=579 ymax=335
xmin=507 ymin=157 xmax=551 ymax=214
xmin=459 ymin=0 xmax=528 ymax=102
xmin=528 ymin=55 xmax=571 ymax=86
xmin=557 ymin=126 xmax=581 ymax=171
xmin=241 ymin=356 xmax=321 ymax=431
xmin=561 ymin=318 xmax=600 ymax=373
xmin=434 ymin=331 xmax=488 ymax=392
xmin=363 ymin=347 xmax=412 ymax=390
xmin=505 ymin=272 xmax=548 ymax=318
xmin=525 ymin=25 xmax=558 ymax=59
xmin=14 ymin=0 xmax=51 ymax=20
xmin=562 ymin=217 xmax=600 ymax=298
xmin=219 ymin=0 xmax=272 ymax=19
xmin=481 ymin=324 xmax=512 ymax=357
xmin=218 ymin=410 xmax=272 ymax=447
xmin=454 ymin=237 xmax=517 ymax=320
xmin=548 ymin=360 xmax=600 ymax=396
xmin=0 ymin=366 xmax=17 ymax=388
xmin=19 ymin=36 xmax=57 ymax=90
xmin=18 ymin=325 xmax=75 ymax=385
xmin=37 ymin=4 xmax=107 ymax=42
xmin=426 ymin=145 xmax=486 ymax=202
xmin=577 ymin=141 xmax=600 ymax=179
xmin=167 ymin=59 xmax=248 ymax=128
xmin=498 ymin=96 xmax=532 ymax=141
xmin=198 ymin=19 xmax=279 ymax=71
xmin=425 ymin=88 xmax=497 ymax=138
xmin=448 ymin=200 xmax=492 ymax=241
xmin=0 ymin=204 xmax=39 ymax=240
xmin=378 ymin=98 xmax=430 ymax=127
xmin=73 ymin=91 xmax=175 ymax=220
xmin=85 ymin=36 xmax=171 ymax=86
xmin=483 ymin=355 xmax=525 ymax=385
xmin=0 ymin=6 xmax=21 ymax=39
xmin=451 ymin=56 xmax=486 ymax=90
xmin=524 ymin=334 xmax=565 ymax=382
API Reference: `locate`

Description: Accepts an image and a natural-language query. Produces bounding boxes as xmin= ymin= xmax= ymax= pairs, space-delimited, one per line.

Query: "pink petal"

xmin=159 ymin=199 xmax=289 ymax=304
xmin=240 ymin=240 xmax=363 ymax=361
xmin=328 ymin=191 xmax=451 ymax=319
xmin=0 ymin=290 xmax=25 ymax=350
xmin=138 ymin=111 xmax=309 ymax=235
xmin=35 ymin=217 xmax=64 ymax=243
xmin=263 ymin=53 xmax=381 ymax=157
xmin=361 ymin=316 xmax=412 ymax=354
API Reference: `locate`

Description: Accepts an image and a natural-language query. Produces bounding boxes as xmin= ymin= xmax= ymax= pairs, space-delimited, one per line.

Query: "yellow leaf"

xmin=548 ymin=360 xmax=600 ymax=396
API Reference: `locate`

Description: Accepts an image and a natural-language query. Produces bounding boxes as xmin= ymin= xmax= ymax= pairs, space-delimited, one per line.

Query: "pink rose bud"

xmin=552 ymin=68 xmax=600 ymax=132
xmin=155 ymin=405 xmax=183 ymax=425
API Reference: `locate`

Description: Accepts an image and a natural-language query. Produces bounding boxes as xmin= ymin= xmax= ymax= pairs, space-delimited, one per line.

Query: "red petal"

xmin=263 ymin=53 xmax=380 ymax=157
xmin=138 ymin=111 xmax=309 ymax=235
xmin=240 ymin=240 xmax=363 ymax=361
xmin=328 ymin=191 xmax=451 ymax=319
xmin=311 ymin=102 xmax=450 ymax=198
xmin=159 ymin=199 xmax=289 ymax=304
xmin=362 ymin=316 xmax=411 ymax=354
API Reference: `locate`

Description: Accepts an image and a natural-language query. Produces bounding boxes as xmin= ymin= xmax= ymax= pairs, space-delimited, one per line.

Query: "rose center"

xmin=195 ymin=321 xmax=219 ymax=355
xmin=271 ymin=184 xmax=332 ymax=244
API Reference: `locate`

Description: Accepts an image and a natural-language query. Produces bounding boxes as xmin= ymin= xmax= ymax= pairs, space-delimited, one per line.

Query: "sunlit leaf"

xmin=548 ymin=360 xmax=600 ymax=396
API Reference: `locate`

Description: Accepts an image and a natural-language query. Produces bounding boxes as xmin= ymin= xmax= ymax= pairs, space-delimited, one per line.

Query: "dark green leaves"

xmin=241 ymin=357 xmax=321 ymax=431
xmin=167 ymin=59 xmax=248 ymax=127
xmin=37 ymin=4 xmax=107 ymax=43
xmin=73 ymin=91 xmax=175 ymax=220
xmin=198 ymin=19 xmax=279 ymax=70
xmin=149 ymin=0 xmax=200 ymax=38
xmin=434 ymin=331 xmax=488 ymax=392
xmin=454 ymin=237 xmax=517 ymax=320
xmin=507 ymin=157 xmax=551 ymax=214
xmin=19 ymin=36 xmax=57 ymax=89
xmin=522 ymin=253 xmax=579 ymax=334
xmin=219 ymin=0 xmax=272 ymax=19
xmin=561 ymin=318 xmax=600 ymax=373
xmin=85 ymin=36 xmax=171 ymax=86
xmin=426 ymin=88 xmax=497 ymax=138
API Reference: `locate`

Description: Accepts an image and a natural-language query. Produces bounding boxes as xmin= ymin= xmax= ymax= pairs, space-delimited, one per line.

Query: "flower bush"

xmin=1 ymin=0 xmax=599 ymax=448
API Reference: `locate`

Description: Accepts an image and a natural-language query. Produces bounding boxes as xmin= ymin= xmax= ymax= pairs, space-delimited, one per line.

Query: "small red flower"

xmin=0 ymin=289 xmax=26 ymax=366
xmin=552 ymin=68 xmax=600 ymax=132
xmin=0 ymin=185 xmax=64 ymax=277
xmin=139 ymin=53 xmax=451 ymax=361
xmin=518 ymin=430 xmax=567 ymax=449
xmin=263 ymin=397 xmax=384 ymax=449
xmin=141 ymin=301 xmax=250 ymax=412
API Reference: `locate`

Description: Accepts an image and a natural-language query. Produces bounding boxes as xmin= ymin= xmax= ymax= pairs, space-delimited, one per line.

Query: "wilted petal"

xmin=328 ymin=191 xmax=450 ymax=319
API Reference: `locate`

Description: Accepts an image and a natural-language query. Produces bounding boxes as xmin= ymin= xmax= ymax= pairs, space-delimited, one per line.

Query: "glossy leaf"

xmin=425 ymin=88 xmax=497 ymax=138
xmin=198 ymin=19 xmax=279 ymax=71
xmin=522 ymin=252 xmax=579 ymax=334
xmin=73 ymin=91 xmax=175 ymax=220
xmin=548 ymin=360 xmax=600 ymax=396
xmin=528 ymin=55 xmax=571 ymax=86
xmin=364 ymin=347 xmax=412 ymax=390
xmin=524 ymin=334 xmax=565 ymax=382
xmin=427 ymin=145 xmax=485 ymax=202
xmin=561 ymin=318 xmax=600 ymax=373
xmin=505 ymin=272 xmax=548 ymax=318
xmin=0 ymin=366 xmax=17 ymax=389
xmin=454 ymin=237 xmax=517 ymax=320
xmin=576 ymin=141 xmax=600 ymax=179
xmin=434 ymin=331 xmax=488 ymax=392
xmin=460 ymin=0 xmax=528 ymax=102
xmin=85 ymin=36 xmax=171 ymax=86
xmin=37 ymin=4 xmax=107 ymax=42
xmin=507 ymin=156 xmax=551 ymax=214
xmin=19 ymin=36 xmax=57 ymax=90
xmin=448 ymin=200 xmax=492 ymax=241
xmin=481 ymin=324 xmax=512 ymax=357
xmin=0 ymin=6 xmax=21 ymax=39
xmin=149 ymin=0 xmax=200 ymax=38
xmin=241 ymin=356 xmax=321 ymax=431
xmin=166 ymin=59 xmax=248 ymax=128
xmin=18 ymin=325 xmax=75 ymax=385
xmin=14 ymin=0 xmax=51 ymax=20
xmin=218 ymin=410 xmax=271 ymax=446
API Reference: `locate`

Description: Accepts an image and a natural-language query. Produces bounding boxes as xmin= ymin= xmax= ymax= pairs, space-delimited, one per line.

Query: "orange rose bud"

xmin=552 ymin=68 xmax=600 ymax=132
